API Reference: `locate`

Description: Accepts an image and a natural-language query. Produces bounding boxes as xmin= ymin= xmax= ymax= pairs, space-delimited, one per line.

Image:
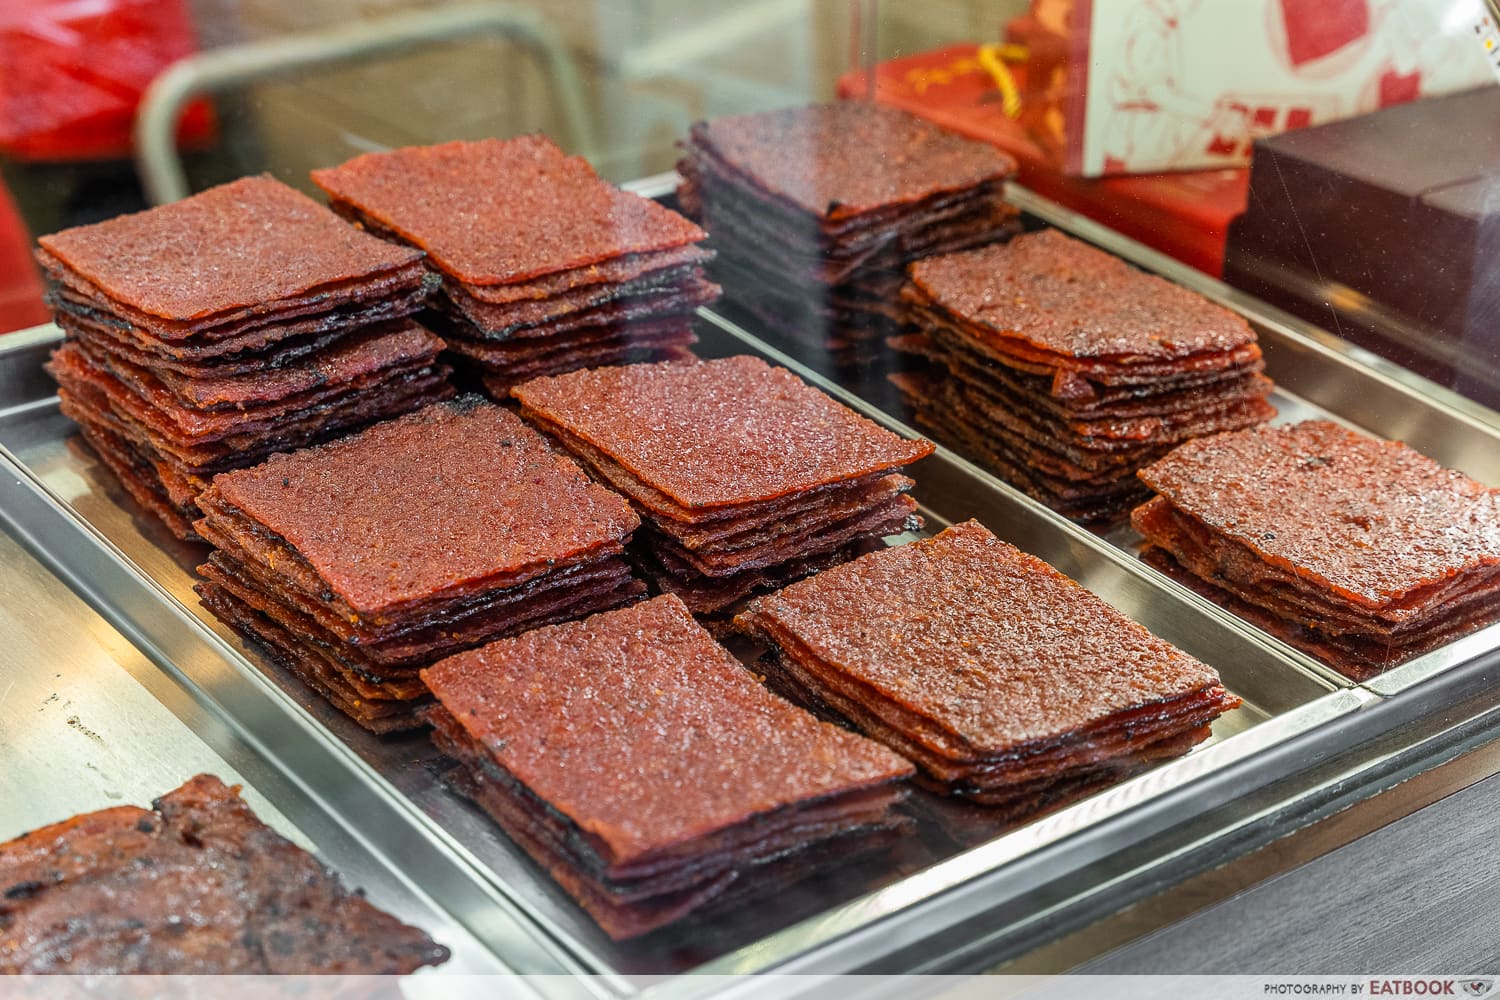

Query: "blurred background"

xmin=0 ymin=1 xmax=1017 ymax=228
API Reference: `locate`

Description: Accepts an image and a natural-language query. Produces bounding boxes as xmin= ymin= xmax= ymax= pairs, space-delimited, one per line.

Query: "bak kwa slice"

xmin=679 ymin=102 xmax=1014 ymax=236
xmin=36 ymin=175 xmax=426 ymax=341
xmin=192 ymin=397 xmax=643 ymax=729
xmin=198 ymin=397 xmax=639 ymax=621
xmin=512 ymin=356 xmax=932 ymax=510
xmin=894 ymin=230 xmax=1275 ymax=522
xmin=420 ymin=593 xmax=913 ymax=939
xmin=1132 ymin=421 xmax=1500 ymax=679
xmin=53 ymin=321 xmax=447 ymax=438
xmin=512 ymin=356 xmax=933 ymax=611
xmin=676 ymin=102 xmax=1018 ymax=356
xmin=0 ymin=774 xmax=448 ymax=974
xmin=312 ymin=136 xmax=705 ymax=285
xmin=735 ymin=520 xmax=1240 ymax=813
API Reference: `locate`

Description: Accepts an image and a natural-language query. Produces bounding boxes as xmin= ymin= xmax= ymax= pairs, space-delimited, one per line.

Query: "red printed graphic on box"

xmin=836 ymin=45 xmax=1252 ymax=276
xmin=1076 ymin=0 xmax=1491 ymax=175
xmin=0 ymin=0 xmax=214 ymax=161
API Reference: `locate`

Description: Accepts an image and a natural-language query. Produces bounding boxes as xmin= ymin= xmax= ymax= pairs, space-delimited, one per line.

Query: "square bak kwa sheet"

xmin=735 ymin=520 xmax=1240 ymax=812
xmin=677 ymin=102 xmax=1019 ymax=360
xmin=678 ymin=102 xmax=1015 ymax=235
xmin=36 ymin=175 xmax=427 ymax=344
xmin=312 ymin=137 xmax=715 ymax=385
xmin=192 ymin=397 xmax=644 ymax=729
xmin=894 ymin=229 xmax=1275 ymax=521
xmin=312 ymin=137 xmax=707 ymax=288
xmin=512 ymin=356 xmax=932 ymax=610
xmin=0 ymin=775 xmax=448 ymax=974
xmin=51 ymin=321 xmax=446 ymax=439
xmin=1133 ymin=420 xmax=1500 ymax=679
xmin=420 ymin=593 xmax=913 ymax=939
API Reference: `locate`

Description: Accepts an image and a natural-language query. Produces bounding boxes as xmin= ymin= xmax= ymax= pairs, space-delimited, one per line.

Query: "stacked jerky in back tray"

xmin=677 ymin=101 xmax=1019 ymax=366
xmin=736 ymin=520 xmax=1241 ymax=814
xmin=1133 ymin=421 xmax=1500 ymax=680
xmin=421 ymin=593 xmax=914 ymax=939
xmin=312 ymin=136 xmax=716 ymax=395
xmin=511 ymin=355 xmax=934 ymax=614
xmin=193 ymin=397 xmax=643 ymax=732
xmin=893 ymin=230 xmax=1276 ymax=523
xmin=38 ymin=176 xmax=447 ymax=539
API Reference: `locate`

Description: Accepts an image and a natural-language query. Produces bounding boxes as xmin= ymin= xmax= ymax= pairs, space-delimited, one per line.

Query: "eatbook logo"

xmin=1462 ymin=981 xmax=1493 ymax=997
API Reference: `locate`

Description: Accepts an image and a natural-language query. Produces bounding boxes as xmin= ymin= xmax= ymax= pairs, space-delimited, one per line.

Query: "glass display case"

xmin=3 ymin=0 xmax=1500 ymax=988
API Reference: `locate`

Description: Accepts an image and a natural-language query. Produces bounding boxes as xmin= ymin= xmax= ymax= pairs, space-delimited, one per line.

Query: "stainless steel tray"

xmin=2 ymin=181 xmax=1498 ymax=990
xmin=0 ymin=316 xmax=1358 ymax=989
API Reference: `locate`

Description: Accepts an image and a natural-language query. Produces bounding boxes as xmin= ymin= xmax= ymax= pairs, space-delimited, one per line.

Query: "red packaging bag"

xmin=0 ymin=0 xmax=213 ymax=162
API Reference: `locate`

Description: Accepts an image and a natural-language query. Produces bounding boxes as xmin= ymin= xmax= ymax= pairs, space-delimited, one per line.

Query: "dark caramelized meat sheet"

xmin=0 ymin=775 xmax=448 ymax=974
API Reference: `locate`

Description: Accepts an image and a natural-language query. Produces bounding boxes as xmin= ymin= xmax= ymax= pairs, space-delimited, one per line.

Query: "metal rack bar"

xmin=134 ymin=2 xmax=599 ymax=204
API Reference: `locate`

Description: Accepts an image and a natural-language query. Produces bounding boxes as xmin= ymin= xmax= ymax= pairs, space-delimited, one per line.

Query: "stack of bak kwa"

xmin=677 ymin=101 xmax=1019 ymax=364
xmin=511 ymin=355 xmax=934 ymax=614
xmin=1133 ymin=420 xmax=1500 ymax=680
xmin=39 ymin=176 xmax=450 ymax=539
xmin=193 ymin=397 xmax=643 ymax=732
xmin=893 ymin=229 xmax=1275 ymax=523
xmin=0 ymin=775 xmax=448 ymax=974
xmin=312 ymin=136 xmax=716 ymax=394
xmin=420 ymin=593 xmax=914 ymax=940
xmin=735 ymin=520 xmax=1240 ymax=814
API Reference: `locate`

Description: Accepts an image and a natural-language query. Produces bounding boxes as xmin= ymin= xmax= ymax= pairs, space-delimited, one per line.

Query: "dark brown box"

xmin=1224 ymin=86 xmax=1500 ymax=408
